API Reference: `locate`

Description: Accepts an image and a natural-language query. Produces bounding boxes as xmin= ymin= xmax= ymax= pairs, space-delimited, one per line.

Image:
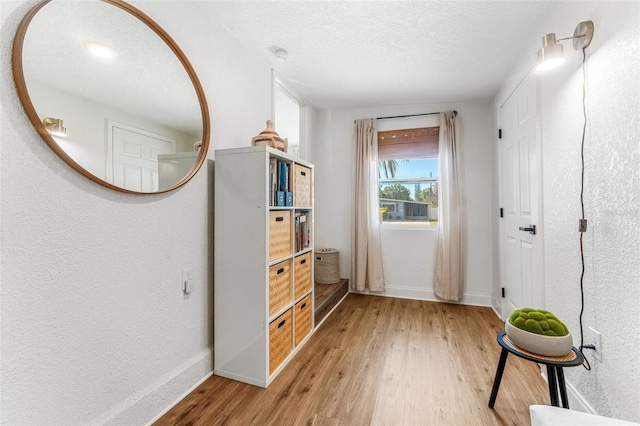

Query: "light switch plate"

xmin=183 ymin=268 xmax=194 ymax=294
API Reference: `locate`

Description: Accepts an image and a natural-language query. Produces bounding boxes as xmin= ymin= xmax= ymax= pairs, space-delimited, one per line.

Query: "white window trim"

xmin=381 ymin=221 xmax=438 ymax=231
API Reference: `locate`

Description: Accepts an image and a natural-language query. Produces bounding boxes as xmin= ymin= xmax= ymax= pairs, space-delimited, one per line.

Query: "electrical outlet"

xmin=183 ymin=268 xmax=194 ymax=294
xmin=588 ymin=326 xmax=602 ymax=361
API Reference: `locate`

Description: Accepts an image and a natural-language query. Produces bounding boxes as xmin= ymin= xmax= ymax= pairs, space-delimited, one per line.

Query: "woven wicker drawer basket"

xmin=269 ymin=260 xmax=291 ymax=317
xmin=294 ymin=294 xmax=312 ymax=346
xmin=269 ymin=309 xmax=292 ymax=375
xmin=293 ymin=164 xmax=312 ymax=207
xmin=269 ymin=211 xmax=291 ymax=261
xmin=294 ymin=252 xmax=312 ymax=299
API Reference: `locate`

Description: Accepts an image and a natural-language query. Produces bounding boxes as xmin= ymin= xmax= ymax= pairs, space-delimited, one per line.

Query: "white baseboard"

xmin=352 ymin=285 xmax=492 ymax=307
xmin=94 ymin=349 xmax=213 ymax=425
xmin=491 ymin=305 xmax=503 ymax=320
xmin=539 ymin=368 xmax=597 ymax=415
xmin=566 ymin=380 xmax=598 ymax=414
xmin=492 ymin=296 xmax=503 ymax=319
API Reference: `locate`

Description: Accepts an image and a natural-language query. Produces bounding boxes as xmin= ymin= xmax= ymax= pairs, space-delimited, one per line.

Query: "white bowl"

xmin=505 ymin=321 xmax=573 ymax=357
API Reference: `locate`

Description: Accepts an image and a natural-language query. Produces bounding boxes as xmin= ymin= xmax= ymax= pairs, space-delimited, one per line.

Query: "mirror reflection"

xmin=18 ymin=0 xmax=208 ymax=193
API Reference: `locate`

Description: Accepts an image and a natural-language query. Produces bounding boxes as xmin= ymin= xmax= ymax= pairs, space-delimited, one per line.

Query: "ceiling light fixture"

xmin=537 ymin=21 xmax=594 ymax=71
xmin=42 ymin=117 xmax=66 ymax=137
xmin=274 ymin=49 xmax=289 ymax=62
xmin=83 ymin=40 xmax=117 ymax=61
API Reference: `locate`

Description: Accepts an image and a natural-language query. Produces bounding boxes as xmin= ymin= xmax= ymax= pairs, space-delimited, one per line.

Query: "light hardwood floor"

xmin=156 ymin=294 xmax=550 ymax=425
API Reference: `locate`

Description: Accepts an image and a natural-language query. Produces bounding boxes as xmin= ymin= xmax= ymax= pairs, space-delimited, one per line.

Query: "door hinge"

xmin=499 ymin=208 xmax=504 ymax=218
xmin=501 ymin=287 xmax=505 ymax=298
xmin=498 ymin=129 xmax=502 ymax=139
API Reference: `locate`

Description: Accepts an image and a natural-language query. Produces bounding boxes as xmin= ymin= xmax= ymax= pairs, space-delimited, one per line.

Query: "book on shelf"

xmin=294 ymin=214 xmax=299 ymax=252
xmin=271 ymin=160 xmax=292 ymax=208
xmin=294 ymin=212 xmax=310 ymax=252
xmin=278 ymin=161 xmax=287 ymax=192
xmin=286 ymin=163 xmax=290 ymax=192
xmin=269 ymin=158 xmax=277 ymax=206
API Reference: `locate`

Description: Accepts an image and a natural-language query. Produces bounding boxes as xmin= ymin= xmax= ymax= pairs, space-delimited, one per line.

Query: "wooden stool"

xmin=488 ymin=331 xmax=584 ymax=409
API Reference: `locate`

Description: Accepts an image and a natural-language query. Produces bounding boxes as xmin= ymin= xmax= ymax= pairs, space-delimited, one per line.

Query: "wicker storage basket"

xmin=269 ymin=211 xmax=291 ymax=261
xmin=294 ymin=294 xmax=312 ymax=346
xmin=294 ymin=252 xmax=312 ymax=299
xmin=293 ymin=164 xmax=312 ymax=207
xmin=315 ymin=248 xmax=340 ymax=284
xmin=269 ymin=260 xmax=291 ymax=317
xmin=269 ymin=309 xmax=292 ymax=375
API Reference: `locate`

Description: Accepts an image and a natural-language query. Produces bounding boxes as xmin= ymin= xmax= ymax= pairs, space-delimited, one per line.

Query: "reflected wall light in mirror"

xmin=537 ymin=21 xmax=594 ymax=71
xmin=42 ymin=117 xmax=66 ymax=137
xmin=12 ymin=0 xmax=210 ymax=194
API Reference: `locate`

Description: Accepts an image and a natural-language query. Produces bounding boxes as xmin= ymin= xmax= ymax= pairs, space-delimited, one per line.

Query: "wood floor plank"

xmin=156 ymin=294 xmax=550 ymax=426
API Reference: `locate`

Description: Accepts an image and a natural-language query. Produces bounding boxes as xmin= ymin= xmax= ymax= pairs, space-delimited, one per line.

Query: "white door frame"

xmin=272 ymin=71 xmax=312 ymax=160
xmin=497 ymin=67 xmax=545 ymax=320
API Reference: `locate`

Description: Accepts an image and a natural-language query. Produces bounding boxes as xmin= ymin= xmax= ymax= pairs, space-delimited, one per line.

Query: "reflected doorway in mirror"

xmin=107 ymin=121 xmax=177 ymax=193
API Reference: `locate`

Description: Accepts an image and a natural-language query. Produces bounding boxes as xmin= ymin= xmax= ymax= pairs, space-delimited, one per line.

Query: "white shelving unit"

xmin=214 ymin=145 xmax=314 ymax=387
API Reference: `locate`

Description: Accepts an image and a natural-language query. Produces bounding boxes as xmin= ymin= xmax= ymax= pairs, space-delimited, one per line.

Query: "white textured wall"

xmin=497 ymin=1 xmax=640 ymax=421
xmin=311 ymin=102 xmax=496 ymax=305
xmin=1 ymin=1 xmax=271 ymax=425
xmin=542 ymin=2 xmax=640 ymax=421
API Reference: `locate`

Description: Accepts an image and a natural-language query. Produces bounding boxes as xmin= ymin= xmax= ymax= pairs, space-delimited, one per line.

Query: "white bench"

xmin=530 ymin=405 xmax=640 ymax=426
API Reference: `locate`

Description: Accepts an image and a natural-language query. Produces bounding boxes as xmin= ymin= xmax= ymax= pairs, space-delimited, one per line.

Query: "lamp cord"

xmin=578 ymin=47 xmax=592 ymax=371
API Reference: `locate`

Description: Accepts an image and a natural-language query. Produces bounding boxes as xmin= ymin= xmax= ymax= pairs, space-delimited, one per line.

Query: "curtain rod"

xmin=377 ymin=110 xmax=457 ymax=120
xmin=354 ymin=110 xmax=457 ymax=124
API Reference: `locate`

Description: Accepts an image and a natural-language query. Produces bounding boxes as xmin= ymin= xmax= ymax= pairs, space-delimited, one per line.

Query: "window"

xmin=274 ymin=81 xmax=300 ymax=157
xmin=378 ymin=126 xmax=439 ymax=224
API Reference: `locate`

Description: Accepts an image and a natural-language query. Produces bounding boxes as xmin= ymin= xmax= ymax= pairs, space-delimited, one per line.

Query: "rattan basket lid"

xmin=317 ymin=248 xmax=338 ymax=254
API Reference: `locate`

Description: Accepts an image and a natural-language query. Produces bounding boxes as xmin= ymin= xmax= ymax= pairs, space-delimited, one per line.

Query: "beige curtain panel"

xmin=434 ymin=111 xmax=464 ymax=301
xmin=352 ymin=119 xmax=385 ymax=292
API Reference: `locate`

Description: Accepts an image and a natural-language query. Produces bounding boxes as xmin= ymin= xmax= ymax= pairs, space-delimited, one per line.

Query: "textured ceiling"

xmin=205 ymin=1 xmax=555 ymax=108
xmin=21 ymin=0 xmax=202 ymax=136
xmin=20 ymin=0 xmax=557 ymax=125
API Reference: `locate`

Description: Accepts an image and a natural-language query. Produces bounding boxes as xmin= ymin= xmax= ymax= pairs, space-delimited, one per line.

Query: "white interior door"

xmin=109 ymin=123 xmax=175 ymax=192
xmin=499 ymin=70 xmax=544 ymax=319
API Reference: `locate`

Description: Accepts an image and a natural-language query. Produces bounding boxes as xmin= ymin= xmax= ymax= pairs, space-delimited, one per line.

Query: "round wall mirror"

xmin=12 ymin=0 xmax=210 ymax=194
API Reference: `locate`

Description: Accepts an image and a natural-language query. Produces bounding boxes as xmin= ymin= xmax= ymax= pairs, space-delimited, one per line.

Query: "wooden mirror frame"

xmin=11 ymin=0 xmax=210 ymax=194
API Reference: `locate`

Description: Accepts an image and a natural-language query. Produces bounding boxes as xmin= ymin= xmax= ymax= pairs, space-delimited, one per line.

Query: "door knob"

xmin=518 ymin=225 xmax=536 ymax=235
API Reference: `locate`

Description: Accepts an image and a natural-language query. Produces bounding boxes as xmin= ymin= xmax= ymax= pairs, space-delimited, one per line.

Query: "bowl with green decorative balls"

xmin=505 ymin=308 xmax=573 ymax=357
